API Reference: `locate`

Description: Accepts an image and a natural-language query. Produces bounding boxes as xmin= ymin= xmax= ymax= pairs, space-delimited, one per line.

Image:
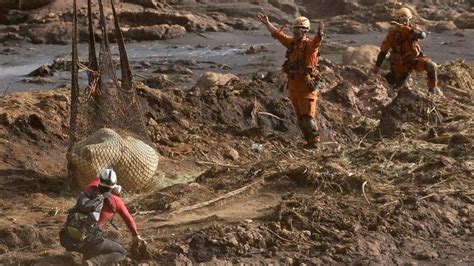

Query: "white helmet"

xmin=293 ymin=16 xmax=310 ymax=29
xmin=99 ymin=168 xmax=117 ymax=188
xmin=396 ymin=7 xmax=413 ymax=20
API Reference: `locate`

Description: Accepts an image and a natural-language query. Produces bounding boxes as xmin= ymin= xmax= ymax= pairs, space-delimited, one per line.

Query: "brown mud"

xmin=0 ymin=57 xmax=473 ymax=264
xmin=0 ymin=0 xmax=473 ymax=265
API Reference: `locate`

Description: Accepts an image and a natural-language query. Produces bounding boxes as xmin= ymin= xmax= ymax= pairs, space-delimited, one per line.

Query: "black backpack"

xmin=60 ymin=189 xmax=111 ymax=249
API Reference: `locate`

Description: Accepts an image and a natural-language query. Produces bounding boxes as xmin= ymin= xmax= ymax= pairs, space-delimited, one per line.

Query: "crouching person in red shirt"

xmin=59 ymin=168 xmax=143 ymax=265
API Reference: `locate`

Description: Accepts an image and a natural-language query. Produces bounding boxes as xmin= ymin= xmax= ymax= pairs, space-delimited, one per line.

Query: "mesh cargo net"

xmin=67 ymin=128 xmax=159 ymax=191
xmin=67 ymin=0 xmax=158 ymax=191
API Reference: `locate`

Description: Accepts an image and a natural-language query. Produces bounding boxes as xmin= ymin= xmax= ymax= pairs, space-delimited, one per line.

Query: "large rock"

xmin=454 ymin=13 xmax=474 ymax=29
xmin=268 ymin=0 xmax=298 ymax=17
xmin=0 ymin=10 xmax=29 ymax=25
xmin=342 ymin=44 xmax=379 ymax=69
xmin=194 ymin=71 xmax=239 ymax=90
xmin=123 ymin=24 xmax=186 ymax=41
xmin=299 ymin=0 xmax=354 ymax=18
xmin=433 ymin=21 xmax=457 ymax=33
xmin=0 ymin=0 xmax=53 ymax=10
xmin=118 ymin=10 xmax=232 ymax=32
xmin=328 ymin=18 xmax=368 ymax=34
xmin=374 ymin=21 xmax=392 ymax=31
xmin=122 ymin=0 xmax=167 ymax=9
xmin=19 ymin=22 xmax=70 ymax=45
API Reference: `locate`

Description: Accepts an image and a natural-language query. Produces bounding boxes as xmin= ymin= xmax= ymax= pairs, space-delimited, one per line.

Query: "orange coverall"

xmin=271 ymin=29 xmax=324 ymax=145
xmin=272 ymin=29 xmax=323 ymax=118
xmin=378 ymin=23 xmax=437 ymax=89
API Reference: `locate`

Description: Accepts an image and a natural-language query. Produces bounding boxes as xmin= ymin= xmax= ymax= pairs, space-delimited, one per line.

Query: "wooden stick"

xmin=444 ymin=84 xmax=471 ymax=98
xmin=423 ymin=177 xmax=449 ymax=192
xmin=258 ymin=111 xmax=285 ymax=121
xmin=136 ymin=210 xmax=156 ymax=215
xmin=195 ymin=160 xmax=239 ymax=168
xmin=166 ymin=180 xmax=261 ymax=217
xmin=362 ymin=180 xmax=370 ymax=204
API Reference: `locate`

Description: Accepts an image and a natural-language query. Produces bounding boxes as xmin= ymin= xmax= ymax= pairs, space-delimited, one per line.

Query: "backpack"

xmin=60 ymin=189 xmax=111 ymax=248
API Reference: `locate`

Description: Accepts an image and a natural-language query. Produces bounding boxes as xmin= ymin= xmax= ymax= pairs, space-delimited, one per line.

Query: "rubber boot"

xmin=428 ymin=79 xmax=443 ymax=96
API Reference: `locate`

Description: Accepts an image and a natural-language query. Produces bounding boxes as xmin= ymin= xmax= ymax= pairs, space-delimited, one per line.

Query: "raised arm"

xmin=308 ymin=20 xmax=324 ymax=52
xmin=257 ymin=12 xmax=278 ymax=35
xmin=258 ymin=12 xmax=292 ymax=47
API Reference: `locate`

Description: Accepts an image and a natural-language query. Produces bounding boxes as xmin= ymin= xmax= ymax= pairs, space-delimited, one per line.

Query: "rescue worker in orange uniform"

xmin=373 ymin=7 xmax=443 ymax=96
xmin=258 ymin=12 xmax=324 ymax=147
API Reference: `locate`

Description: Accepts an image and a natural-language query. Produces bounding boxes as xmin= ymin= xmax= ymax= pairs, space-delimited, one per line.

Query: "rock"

xmin=225 ymin=147 xmax=240 ymax=161
xmin=302 ymin=230 xmax=311 ymax=237
xmin=253 ymin=71 xmax=267 ymax=80
xmin=454 ymin=13 xmax=474 ymax=29
xmin=227 ymin=236 xmax=239 ymax=246
xmin=20 ymin=23 xmax=69 ymax=45
xmin=169 ymin=134 xmax=184 ymax=143
xmin=27 ymin=65 xmax=54 ymax=77
xmin=22 ymin=77 xmax=54 ymax=84
xmin=164 ymin=24 xmax=187 ymax=39
xmin=145 ymin=74 xmax=174 ymax=89
xmin=267 ymin=0 xmax=298 ymax=17
xmin=342 ymin=44 xmax=379 ymax=69
xmin=118 ymin=10 xmax=231 ymax=32
xmin=329 ymin=19 xmax=368 ymax=34
xmin=177 ymin=118 xmax=190 ymax=129
xmin=140 ymin=61 xmax=152 ymax=68
xmin=122 ymin=0 xmax=164 ymax=9
xmin=441 ymin=211 xmax=459 ymax=225
xmin=374 ymin=21 xmax=391 ymax=31
xmin=414 ymin=249 xmax=439 ymax=260
xmin=148 ymin=117 xmax=159 ymax=127
xmin=124 ymin=25 xmax=169 ymax=41
xmin=0 ymin=32 xmax=25 ymax=43
xmin=154 ymin=65 xmax=193 ymax=75
xmin=283 ymin=257 xmax=293 ymax=265
xmin=0 ymin=47 xmax=17 ymax=55
xmin=433 ymin=21 xmax=457 ymax=33
xmin=0 ymin=0 xmax=53 ymax=10
xmin=458 ymin=208 xmax=469 ymax=217
xmin=0 ymin=10 xmax=29 ymax=25
xmin=194 ymin=71 xmax=239 ymax=90
xmin=227 ymin=18 xmax=259 ymax=30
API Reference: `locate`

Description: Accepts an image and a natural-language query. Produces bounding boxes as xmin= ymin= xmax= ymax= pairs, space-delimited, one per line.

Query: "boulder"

xmin=194 ymin=71 xmax=239 ymax=90
xmin=122 ymin=0 xmax=167 ymax=9
xmin=0 ymin=0 xmax=53 ymax=10
xmin=374 ymin=21 xmax=391 ymax=31
xmin=433 ymin=21 xmax=457 ymax=33
xmin=454 ymin=13 xmax=474 ymax=29
xmin=0 ymin=10 xmax=29 ymax=25
xmin=27 ymin=65 xmax=53 ymax=77
xmin=342 ymin=44 xmax=379 ymax=69
xmin=123 ymin=24 xmax=186 ymax=41
xmin=329 ymin=19 xmax=368 ymax=34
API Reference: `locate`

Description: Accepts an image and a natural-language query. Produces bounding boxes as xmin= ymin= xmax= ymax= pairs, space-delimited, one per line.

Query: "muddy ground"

xmin=0 ymin=0 xmax=474 ymax=265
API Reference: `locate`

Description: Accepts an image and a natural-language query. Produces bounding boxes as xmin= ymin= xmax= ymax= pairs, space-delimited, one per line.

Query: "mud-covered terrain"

xmin=0 ymin=0 xmax=473 ymax=265
xmin=1 ymin=0 xmax=473 ymax=44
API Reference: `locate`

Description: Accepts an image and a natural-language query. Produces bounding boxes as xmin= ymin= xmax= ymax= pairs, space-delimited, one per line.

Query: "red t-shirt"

xmin=85 ymin=178 xmax=139 ymax=236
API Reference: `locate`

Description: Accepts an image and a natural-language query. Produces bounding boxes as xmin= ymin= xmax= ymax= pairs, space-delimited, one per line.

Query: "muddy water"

xmin=1 ymin=29 xmax=473 ymax=93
